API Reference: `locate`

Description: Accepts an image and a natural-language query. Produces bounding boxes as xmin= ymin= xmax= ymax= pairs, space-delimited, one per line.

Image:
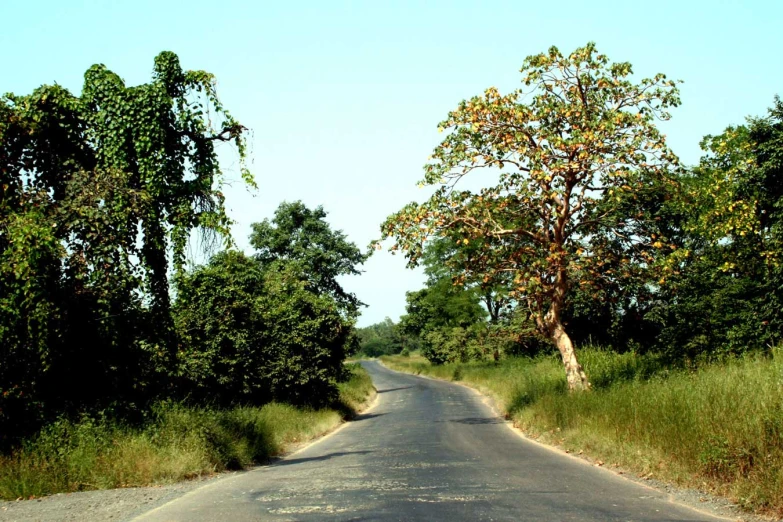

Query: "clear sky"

xmin=3 ymin=0 xmax=781 ymax=326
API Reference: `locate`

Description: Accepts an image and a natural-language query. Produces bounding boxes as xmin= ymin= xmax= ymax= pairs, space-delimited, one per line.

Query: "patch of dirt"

xmin=0 ymin=476 xmax=217 ymax=522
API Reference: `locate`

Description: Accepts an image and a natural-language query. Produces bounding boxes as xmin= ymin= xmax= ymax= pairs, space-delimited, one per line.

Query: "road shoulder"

xmin=376 ymin=359 xmax=775 ymax=522
xmin=0 ymin=390 xmax=379 ymax=522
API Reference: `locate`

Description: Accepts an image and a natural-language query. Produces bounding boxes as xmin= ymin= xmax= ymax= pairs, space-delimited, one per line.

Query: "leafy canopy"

xmin=250 ymin=201 xmax=367 ymax=316
xmin=380 ymin=42 xmax=681 ymax=331
xmin=174 ymin=251 xmax=352 ymax=406
xmin=1 ymin=51 xmax=252 ymax=321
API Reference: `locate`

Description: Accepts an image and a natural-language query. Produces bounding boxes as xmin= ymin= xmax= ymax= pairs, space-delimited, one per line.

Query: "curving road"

xmin=133 ymin=360 xmax=726 ymax=521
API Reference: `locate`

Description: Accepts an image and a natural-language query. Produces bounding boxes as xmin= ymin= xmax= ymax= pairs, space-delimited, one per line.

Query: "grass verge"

xmin=381 ymin=349 xmax=783 ymax=517
xmin=0 ymin=363 xmax=375 ymax=500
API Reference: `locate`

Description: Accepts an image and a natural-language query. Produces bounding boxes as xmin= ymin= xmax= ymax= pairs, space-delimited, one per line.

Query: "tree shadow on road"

xmin=377 ymin=386 xmax=414 ymax=393
xmin=272 ymin=451 xmax=374 ymax=467
xmin=437 ymin=417 xmax=505 ymax=425
xmin=352 ymin=412 xmax=387 ymax=422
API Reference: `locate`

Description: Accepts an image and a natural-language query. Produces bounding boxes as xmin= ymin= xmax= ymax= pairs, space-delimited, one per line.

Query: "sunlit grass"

xmin=382 ymin=348 xmax=783 ymax=516
xmin=0 ymin=364 xmax=375 ymax=500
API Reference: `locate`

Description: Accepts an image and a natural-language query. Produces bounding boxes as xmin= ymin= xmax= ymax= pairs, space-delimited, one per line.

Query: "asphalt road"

xmin=133 ymin=360 xmax=727 ymax=522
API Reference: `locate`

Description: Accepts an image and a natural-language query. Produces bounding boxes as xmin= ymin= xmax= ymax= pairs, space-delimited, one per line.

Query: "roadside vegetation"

xmin=0 ymin=364 xmax=374 ymax=500
xmin=0 ymin=54 xmax=371 ymax=499
xmin=382 ymin=350 xmax=783 ymax=515
xmin=363 ymin=42 xmax=783 ymax=518
xmin=3 ymin=41 xmax=783 ymax=516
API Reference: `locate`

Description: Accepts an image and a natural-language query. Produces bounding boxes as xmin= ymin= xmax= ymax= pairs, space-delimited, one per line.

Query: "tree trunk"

xmin=537 ymin=251 xmax=589 ymax=391
xmin=483 ymin=292 xmax=500 ymax=324
xmin=551 ymin=321 xmax=590 ymax=391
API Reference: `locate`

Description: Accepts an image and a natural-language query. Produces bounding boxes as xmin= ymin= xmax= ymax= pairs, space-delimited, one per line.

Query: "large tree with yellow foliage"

xmin=380 ymin=43 xmax=681 ymax=390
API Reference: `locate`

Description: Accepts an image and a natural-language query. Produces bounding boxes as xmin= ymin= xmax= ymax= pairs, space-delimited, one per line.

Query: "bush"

xmin=0 ymin=366 xmax=374 ymax=500
xmin=174 ymin=252 xmax=352 ymax=407
xmin=422 ymin=326 xmax=473 ymax=364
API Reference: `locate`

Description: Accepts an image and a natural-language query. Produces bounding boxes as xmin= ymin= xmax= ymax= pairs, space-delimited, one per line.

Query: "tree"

xmin=420 ymin=237 xmax=511 ymax=323
xmin=250 ymin=201 xmax=367 ymax=317
xmin=650 ymin=97 xmax=783 ymax=357
xmin=356 ymin=317 xmax=405 ymax=357
xmin=748 ymin=97 xmax=783 ymax=339
xmin=380 ymin=43 xmax=681 ymax=390
xmin=0 ymin=52 xmax=251 ymax=440
xmin=399 ymin=275 xmax=487 ymax=364
xmin=400 ymin=278 xmax=486 ymax=337
xmin=174 ymin=251 xmax=352 ymax=406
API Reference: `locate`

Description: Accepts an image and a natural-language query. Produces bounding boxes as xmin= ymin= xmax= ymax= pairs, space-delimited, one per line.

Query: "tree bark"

xmin=550 ymin=320 xmax=590 ymax=391
xmin=537 ymin=261 xmax=590 ymax=391
xmin=483 ymin=292 xmax=500 ymax=323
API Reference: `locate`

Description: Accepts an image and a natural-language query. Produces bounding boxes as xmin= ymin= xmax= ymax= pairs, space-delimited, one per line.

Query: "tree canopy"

xmin=250 ymin=201 xmax=367 ymax=317
xmin=380 ymin=43 xmax=681 ymax=389
xmin=174 ymin=250 xmax=352 ymax=406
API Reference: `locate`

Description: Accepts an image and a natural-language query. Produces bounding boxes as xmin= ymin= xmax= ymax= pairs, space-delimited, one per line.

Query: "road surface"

xmin=133 ymin=360 xmax=726 ymax=521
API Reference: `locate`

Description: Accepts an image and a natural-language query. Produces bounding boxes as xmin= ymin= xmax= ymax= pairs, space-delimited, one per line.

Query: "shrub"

xmin=174 ymin=252 xmax=352 ymax=407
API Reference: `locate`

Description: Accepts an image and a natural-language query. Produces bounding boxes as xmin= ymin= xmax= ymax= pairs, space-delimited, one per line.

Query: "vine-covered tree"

xmin=380 ymin=43 xmax=681 ymax=390
xmin=0 ymin=52 xmax=251 ymax=439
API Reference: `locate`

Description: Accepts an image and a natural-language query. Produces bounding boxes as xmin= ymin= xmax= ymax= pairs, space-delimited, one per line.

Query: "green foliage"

xmin=646 ymin=96 xmax=783 ymax=358
xmin=401 ymin=278 xmax=486 ymax=335
xmin=250 ymin=201 xmax=367 ymax=317
xmin=423 ymin=325 xmax=488 ymax=364
xmin=400 ymin=276 xmax=488 ymax=364
xmin=385 ymin=238 xmax=497 ymax=365
xmin=420 ymin=237 xmax=510 ymax=323
xmin=0 ymin=365 xmax=374 ymax=500
xmin=174 ymin=251 xmax=353 ymax=406
xmin=0 ymin=52 xmax=252 ymax=444
xmin=356 ymin=317 xmax=407 ymax=357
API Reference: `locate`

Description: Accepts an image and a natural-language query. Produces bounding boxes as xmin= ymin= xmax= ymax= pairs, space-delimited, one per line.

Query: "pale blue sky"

xmin=2 ymin=0 xmax=781 ymax=326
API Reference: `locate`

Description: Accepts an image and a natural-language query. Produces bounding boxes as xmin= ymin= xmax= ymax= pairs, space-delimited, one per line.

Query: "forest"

xmin=0 ymin=51 xmax=381 ymax=501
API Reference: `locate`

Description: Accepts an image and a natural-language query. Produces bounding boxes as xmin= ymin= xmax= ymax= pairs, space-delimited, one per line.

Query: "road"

xmin=133 ymin=360 xmax=727 ymax=522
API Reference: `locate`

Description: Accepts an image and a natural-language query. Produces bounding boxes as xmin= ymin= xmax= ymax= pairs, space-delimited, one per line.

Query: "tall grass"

xmin=382 ymin=349 xmax=783 ymax=516
xmin=0 ymin=364 xmax=375 ymax=500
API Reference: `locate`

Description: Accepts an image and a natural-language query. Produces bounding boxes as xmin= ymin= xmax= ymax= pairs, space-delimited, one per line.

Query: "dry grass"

xmin=382 ymin=349 xmax=783 ymax=516
xmin=0 ymin=364 xmax=375 ymax=500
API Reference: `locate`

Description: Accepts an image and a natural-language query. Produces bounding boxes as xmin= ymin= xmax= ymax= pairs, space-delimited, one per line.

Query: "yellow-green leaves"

xmin=690 ymin=127 xmax=764 ymax=261
xmin=381 ymin=43 xmax=680 ymax=325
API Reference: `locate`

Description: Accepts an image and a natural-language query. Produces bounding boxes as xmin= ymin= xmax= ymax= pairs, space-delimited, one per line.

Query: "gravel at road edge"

xmin=0 ymin=390 xmax=378 ymax=522
xmin=0 ymin=475 xmax=220 ymax=522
